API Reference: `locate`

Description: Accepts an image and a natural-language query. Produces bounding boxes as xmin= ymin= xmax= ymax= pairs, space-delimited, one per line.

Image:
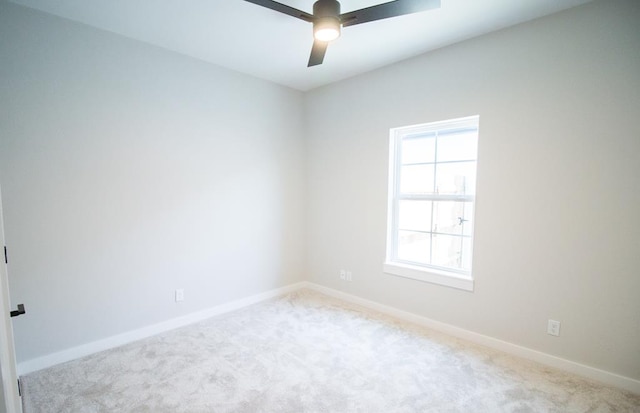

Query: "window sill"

xmin=383 ymin=262 xmax=474 ymax=292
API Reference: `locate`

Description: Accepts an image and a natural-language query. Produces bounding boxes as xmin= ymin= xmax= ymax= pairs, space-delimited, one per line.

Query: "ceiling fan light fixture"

xmin=245 ymin=0 xmax=442 ymax=67
xmin=313 ymin=17 xmax=341 ymax=42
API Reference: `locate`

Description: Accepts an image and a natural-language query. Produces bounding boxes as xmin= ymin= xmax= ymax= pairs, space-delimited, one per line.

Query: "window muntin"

xmin=386 ymin=116 xmax=479 ymax=290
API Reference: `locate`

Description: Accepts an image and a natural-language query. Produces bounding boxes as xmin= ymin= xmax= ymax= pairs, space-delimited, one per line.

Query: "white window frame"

xmin=384 ymin=116 xmax=479 ymax=292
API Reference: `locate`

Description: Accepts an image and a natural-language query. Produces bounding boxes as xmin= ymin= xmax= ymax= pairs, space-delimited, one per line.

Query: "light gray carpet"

xmin=21 ymin=289 xmax=640 ymax=412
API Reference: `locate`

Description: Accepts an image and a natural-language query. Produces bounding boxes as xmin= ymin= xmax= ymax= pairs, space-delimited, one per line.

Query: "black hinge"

xmin=3 ymin=246 xmax=6 ymax=264
xmin=10 ymin=304 xmax=25 ymax=318
xmin=17 ymin=378 xmax=21 ymax=397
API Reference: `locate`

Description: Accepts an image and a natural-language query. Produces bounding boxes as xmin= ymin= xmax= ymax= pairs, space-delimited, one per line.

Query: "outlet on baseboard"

xmin=175 ymin=289 xmax=185 ymax=302
xmin=547 ymin=319 xmax=561 ymax=336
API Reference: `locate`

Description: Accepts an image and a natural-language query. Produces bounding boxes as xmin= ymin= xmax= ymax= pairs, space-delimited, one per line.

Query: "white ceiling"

xmin=8 ymin=0 xmax=593 ymax=91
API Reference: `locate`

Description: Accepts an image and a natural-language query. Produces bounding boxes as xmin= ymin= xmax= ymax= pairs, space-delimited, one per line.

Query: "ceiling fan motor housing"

xmin=313 ymin=0 xmax=341 ymax=17
xmin=313 ymin=0 xmax=341 ymax=41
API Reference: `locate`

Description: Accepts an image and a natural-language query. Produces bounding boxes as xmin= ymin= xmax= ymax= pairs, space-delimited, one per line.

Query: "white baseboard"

xmin=19 ymin=280 xmax=640 ymax=396
xmin=304 ymin=282 xmax=640 ymax=395
xmin=18 ymin=282 xmax=307 ymax=375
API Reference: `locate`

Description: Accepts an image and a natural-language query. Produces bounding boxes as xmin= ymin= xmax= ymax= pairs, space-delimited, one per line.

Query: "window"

xmin=385 ymin=116 xmax=479 ymax=291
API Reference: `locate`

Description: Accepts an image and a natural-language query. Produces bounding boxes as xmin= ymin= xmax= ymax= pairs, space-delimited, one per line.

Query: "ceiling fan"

xmin=244 ymin=0 xmax=441 ymax=67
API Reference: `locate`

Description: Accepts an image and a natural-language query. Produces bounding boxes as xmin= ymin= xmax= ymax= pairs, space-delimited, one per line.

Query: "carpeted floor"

xmin=21 ymin=289 xmax=640 ymax=412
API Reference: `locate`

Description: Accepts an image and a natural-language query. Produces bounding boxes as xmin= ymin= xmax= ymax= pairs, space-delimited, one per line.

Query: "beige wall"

xmin=305 ymin=0 xmax=640 ymax=380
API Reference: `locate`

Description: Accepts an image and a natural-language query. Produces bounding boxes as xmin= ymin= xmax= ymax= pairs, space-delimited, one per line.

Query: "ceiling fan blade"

xmin=244 ymin=0 xmax=314 ymax=23
xmin=340 ymin=0 xmax=440 ymax=27
xmin=308 ymin=40 xmax=329 ymax=67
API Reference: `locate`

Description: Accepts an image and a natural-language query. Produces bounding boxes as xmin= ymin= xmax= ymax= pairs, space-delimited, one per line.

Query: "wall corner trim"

xmin=304 ymin=282 xmax=640 ymax=395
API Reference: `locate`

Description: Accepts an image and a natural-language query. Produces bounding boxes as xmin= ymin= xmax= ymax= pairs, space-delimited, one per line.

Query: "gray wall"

xmin=0 ymin=3 xmax=306 ymax=363
xmin=305 ymin=0 xmax=640 ymax=380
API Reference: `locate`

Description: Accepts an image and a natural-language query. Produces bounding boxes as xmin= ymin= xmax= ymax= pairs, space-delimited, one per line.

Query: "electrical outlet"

xmin=175 ymin=289 xmax=184 ymax=302
xmin=339 ymin=270 xmax=346 ymax=280
xmin=547 ymin=319 xmax=561 ymax=336
xmin=346 ymin=271 xmax=352 ymax=281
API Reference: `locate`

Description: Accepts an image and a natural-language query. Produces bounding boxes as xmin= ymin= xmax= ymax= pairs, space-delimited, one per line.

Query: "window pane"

xmin=435 ymin=161 xmax=476 ymax=195
xmin=437 ymin=130 xmax=478 ymax=162
xmin=432 ymin=201 xmax=466 ymax=235
xmin=397 ymin=230 xmax=430 ymax=264
xmin=461 ymin=202 xmax=474 ymax=237
xmin=398 ymin=201 xmax=432 ymax=232
xmin=400 ymin=164 xmax=435 ymax=194
xmin=431 ymin=234 xmax=465 ymax=269
xmin=402 ymin=135 xmax=436 ymax=165
xmin=388 ymin=116 xmax=479 ymax=278
xmin=460 ymin=237 xmax=473 ymax=271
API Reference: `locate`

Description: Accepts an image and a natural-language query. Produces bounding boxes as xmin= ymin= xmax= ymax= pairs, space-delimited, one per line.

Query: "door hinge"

xmin=10 ymin=304 xmax=25 ymax=318
xmin=3 ymin=246 xmax=6 ymax=264
xmin=17 ymin=378 xmax=22 ymax=397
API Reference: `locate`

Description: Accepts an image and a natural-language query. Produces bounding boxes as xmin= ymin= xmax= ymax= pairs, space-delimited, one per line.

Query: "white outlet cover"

xmin=175 ymin=289 xmax=185 ymax=302
xmin=547 ymin=319 xmax=561 ymax=336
